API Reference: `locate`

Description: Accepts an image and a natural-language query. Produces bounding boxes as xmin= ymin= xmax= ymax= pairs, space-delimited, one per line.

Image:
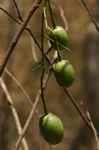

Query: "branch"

xmin=0 ymin=78 xmax=29 ymax=150
xmin=12 ymin=0 xmax=23 ymax=21
xmin=0 ymin=0 xmax=43 ymax=77
xmin=5 ymin=69 xmax=33 ymax=106
xmin=0 ymin=6 xmax=41 ymax=50
xmin=12 ymin=0 xmax=39 ymax=62
xmin=79 ymin=0 xmax=99 ymax=31
xmin=63 ymin=88 xmax=99 ymax=136
xmin=15 ymin=50 xmax=58 ymax=149
xmin=0 ymin=7 xmax=21 ymax=24
xmin=5 ymin=69 xmax=40 ymax=118
xmin=86 ymin=112 xmax=99 ymax=150
xmin=15 ymin=70 xmax=52 ymax=150
xmin=0 ymin=7 xmax=52 ymax=65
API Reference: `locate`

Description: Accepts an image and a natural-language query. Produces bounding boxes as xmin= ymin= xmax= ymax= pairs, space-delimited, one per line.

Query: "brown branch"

xmin=86 ymin=112 xmax=99 ymax=150
xmin=12 ymin=0 xmax=39 ymax=63
xmin=0 ymin=6 xmax=53 ymax=67
xmin=0 ymin=7 xmax=41 ymax=50
xmin=79 ymin=0 xmax=99 ymax=31
xmin=15 ymin=70 xmax=52 ymax=150
xmin=0 ymin=0 xmax=43 ymax=77
xmin=5 ymin=69 xmax=33 ymax=106
xmin=4 ymin=69 xmax=40 ymax=118
xmin=0 ymin=6 xmax=51 ymax=66
xmin=63 ymin=88 xmax=99 ymax=136
xmin=14 ymin=51 xmax=60 ymax=150
xmin=12 ymin=0 xmax=23 ymax=21
xmin=0 ymin=78 xmax=29 ymax=150
xmin=0 ymin=7 xmax=21 ymax=24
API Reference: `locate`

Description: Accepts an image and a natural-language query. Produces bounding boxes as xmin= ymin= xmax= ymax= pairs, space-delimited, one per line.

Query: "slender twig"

xmin=12 ymin=0 xmax=23 ymax=21
xmin=40 ymin=67 xmax=48 ymax=113
xmin=0 ymin=0 xmax=43 ymax=77
xmin=0 ymin=6 xmax=40 ymax=50
xmin=26 ymin=27 xmax=41 ymax=50
xmin=5 ymin=69 xmax=33 ymax=106
xmin=47 ymin=0 xmax=56 ymax=28
xmin=15 ymin=70 xmax=52 ymax=150
xmin=40 ymin=5 xmax=49 ymax=115
xmin=12 ymin=0 xmax=39 ymax=62
xmin=63 ymin=88 xmax=99 ymax=136
xmin=31 ymin=46 xmax=52 ymax=71
xmin=79 ymin=0 xmax=99 ymax=31
xmin=0 ymin=78 xmax=29 ymax=150
xmin=0 ymin=7 xmax=21 ymax=24
xmin=86 ymin=112 xmax=99 ymax=150
xmin=0 ymin=7 xmax=52 ymax=64
xmin=5 ymin=69 xmax=40 ymax=118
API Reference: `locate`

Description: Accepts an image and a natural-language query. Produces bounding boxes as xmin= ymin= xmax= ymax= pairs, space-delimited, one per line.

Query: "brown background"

xmin=0 ymin=0 xmax=99 ymax=149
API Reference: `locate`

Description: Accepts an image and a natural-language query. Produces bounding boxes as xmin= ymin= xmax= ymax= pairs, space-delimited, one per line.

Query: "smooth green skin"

xmin=39 ymin=113 xmax=64 ymax=145
xmin=49 ymin=26 xmax=68 ymax=50
xmin=54 ymin=60 xmax=75 ymax=87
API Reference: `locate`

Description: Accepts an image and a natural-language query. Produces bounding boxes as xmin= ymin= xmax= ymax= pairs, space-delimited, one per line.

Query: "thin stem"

xmin=32 ymin=47 xmax=52 ymax=71
xmin=47 ymin=0 xmax=56 ymax=28
xmin=0 ymin=7 xmax=52 ymax=66
xmin=79 ymin=0 xmax=99 ymax=31
xmin=25 ymin=27 xmax=41 ymax=50
xmin=0 ymin=78 xmax=29 ymax=150
xmin=0 ymin=0 xmax=43 ymax=77
xmin=5 ymin=69 xmax=33 ymax=106
xmin=0 ymin=7 xmax=21 ymax=25
xmin=0 ymin=6 xmax=41 ymax=50
xmin=5 ymin=69 xmax=40 ymax=118
xmin=40 ymin=8 xmax=49 ymax=114
xmin=56 ymin=43 xmax=62 ymax=61
xmin=40 ymin=67 xmax=48 ymax=114
xmin=15 ymin=91 xmax=41 ymax=150
xmin=63 ymin=88 xmax=99 ymax=136
xmin=86 ymin=112 xmax=99 ymax=149
xmin=12 ymin=0 xmax=23 ymax=21
xmin=12 ymin=0 xmax=40 ymax=62
xmin=15 ymin=70 xmax=52 ymax=150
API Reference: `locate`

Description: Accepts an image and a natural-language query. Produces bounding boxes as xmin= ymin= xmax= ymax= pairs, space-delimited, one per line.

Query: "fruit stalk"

xmin=40 ymin=6 xmax=49 ymax=115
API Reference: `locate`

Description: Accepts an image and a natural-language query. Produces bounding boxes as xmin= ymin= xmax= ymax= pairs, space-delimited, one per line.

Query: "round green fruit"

xmin=39 ymin=113 xmax=64 ymax=145
xmin=49 ymin=26 xmax=68 ymax=50
xmin=53 ymin=60 xmax=75 ymax=87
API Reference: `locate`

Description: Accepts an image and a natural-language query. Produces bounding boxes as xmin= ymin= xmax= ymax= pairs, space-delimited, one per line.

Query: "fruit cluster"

xmin=49 ymin=26 xmax=75 ymax=88
xmin=39 ymin=26 xmax=75 ymax=145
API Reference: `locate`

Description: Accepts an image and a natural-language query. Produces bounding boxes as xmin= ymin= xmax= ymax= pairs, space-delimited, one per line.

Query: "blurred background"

xmin=0 ymin=0 xmax=99 ymax=149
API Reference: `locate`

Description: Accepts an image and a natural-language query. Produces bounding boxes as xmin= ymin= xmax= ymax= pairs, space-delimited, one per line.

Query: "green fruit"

xmin=53 ymin=60 xmax=75 ymax=87
xmin=49 ymin=26 xmax=68 ymax=50
xmin=39 ymin=113 xmax=64 ymax=145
